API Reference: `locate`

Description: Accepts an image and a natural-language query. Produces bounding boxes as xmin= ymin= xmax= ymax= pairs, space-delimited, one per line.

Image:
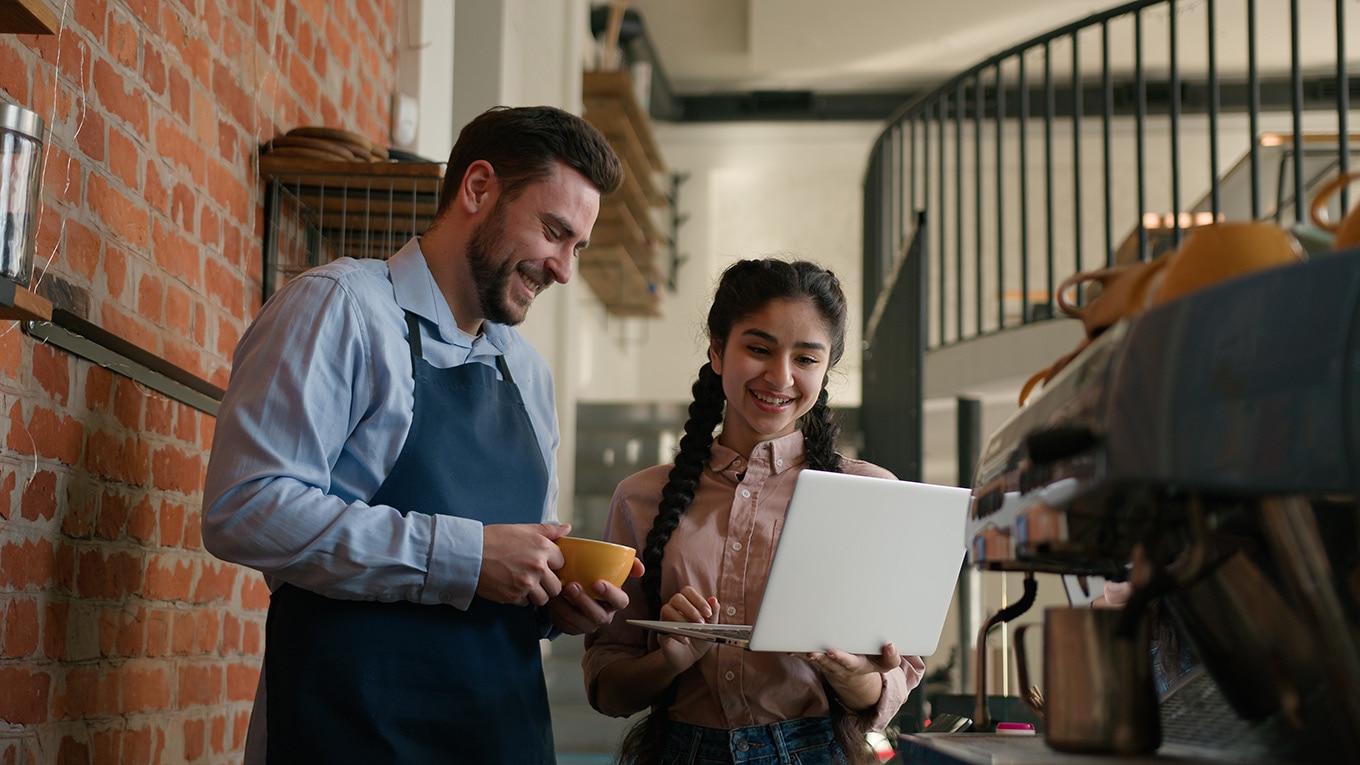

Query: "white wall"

xmin=575 ymin=121 xmax=886 ymax=407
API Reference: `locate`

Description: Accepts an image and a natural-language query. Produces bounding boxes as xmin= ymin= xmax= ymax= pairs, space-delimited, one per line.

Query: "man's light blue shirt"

xmin=202 ymin=238 xmax=560 ymax=611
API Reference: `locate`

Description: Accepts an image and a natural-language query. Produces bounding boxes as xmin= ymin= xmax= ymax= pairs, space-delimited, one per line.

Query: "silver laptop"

xmin=629 ymin=470 xmax=970 ymax=655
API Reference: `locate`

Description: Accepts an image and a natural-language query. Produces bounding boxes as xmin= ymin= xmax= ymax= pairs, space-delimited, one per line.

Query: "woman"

xmin=583 ymin=259 xmax=925 ymax=764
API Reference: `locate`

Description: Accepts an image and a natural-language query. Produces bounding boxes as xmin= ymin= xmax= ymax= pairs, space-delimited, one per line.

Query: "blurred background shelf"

xmin=582 ymin=69 xmax=668 ymax=317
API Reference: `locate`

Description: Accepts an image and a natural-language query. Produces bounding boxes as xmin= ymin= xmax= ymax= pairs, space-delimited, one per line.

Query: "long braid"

xmin=618 ymin=363 xmax=725 ymax=764
xmin=801 ymin=386 xmax=843 ymax=474
xmin=639 ymin=363 xmax=725 ymax=612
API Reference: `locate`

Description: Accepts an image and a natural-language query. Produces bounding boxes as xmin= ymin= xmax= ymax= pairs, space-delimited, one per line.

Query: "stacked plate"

xmin=262 ymin=126 xmax=390 ymax=162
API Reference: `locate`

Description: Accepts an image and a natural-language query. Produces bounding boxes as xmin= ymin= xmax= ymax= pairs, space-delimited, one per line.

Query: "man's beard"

xmin=466 ymin=201 xmax=536 ymax=326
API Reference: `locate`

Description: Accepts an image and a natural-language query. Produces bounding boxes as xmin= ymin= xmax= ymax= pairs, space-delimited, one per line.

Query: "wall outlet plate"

xmin=391 ymin=93 xmax=418 ymax=147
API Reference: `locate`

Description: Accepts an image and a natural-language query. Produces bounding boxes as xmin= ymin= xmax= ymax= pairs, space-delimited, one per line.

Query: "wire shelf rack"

xmin=260 ymin=155 xmax=446 ymax=298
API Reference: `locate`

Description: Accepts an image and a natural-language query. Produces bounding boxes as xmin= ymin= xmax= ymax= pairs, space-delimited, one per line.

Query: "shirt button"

xmin=725 ymin=606 xmax=736 ymax=616
xmin=741 ymin=489 xmax=751 ymax=498
xmin=725 ymin=671 xmax=735 ymax=681
xmin=776 ymin=459 xmax=784 ymax=467
xmin=732 ymin=541 xmax=742 ymax=551
xmin=438 ymin=592 xmax=452 ymax=604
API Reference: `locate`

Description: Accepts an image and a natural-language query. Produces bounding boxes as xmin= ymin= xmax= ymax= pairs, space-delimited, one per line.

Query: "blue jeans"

xmin=660 ymin=717 xmax=847 ymax=765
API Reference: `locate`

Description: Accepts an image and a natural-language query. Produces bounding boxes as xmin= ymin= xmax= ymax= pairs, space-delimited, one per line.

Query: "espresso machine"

xmin=965 ymin=249 xmax=1360 ymax=763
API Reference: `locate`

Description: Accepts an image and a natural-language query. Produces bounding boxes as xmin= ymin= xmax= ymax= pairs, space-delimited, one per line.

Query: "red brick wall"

xmin=0 ymin=1 xmax=396 ymax=762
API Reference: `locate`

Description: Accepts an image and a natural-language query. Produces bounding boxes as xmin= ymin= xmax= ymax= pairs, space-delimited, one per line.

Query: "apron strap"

xmin=404 ymin=310 xmax=515 ymax=384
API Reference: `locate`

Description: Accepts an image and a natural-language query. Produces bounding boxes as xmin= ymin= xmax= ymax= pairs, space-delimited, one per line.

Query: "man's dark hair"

xmin=438 ymin=105 xmax=623 ymax=212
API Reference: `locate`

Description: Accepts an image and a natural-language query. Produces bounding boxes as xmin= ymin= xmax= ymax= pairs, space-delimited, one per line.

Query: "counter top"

xmin=898 ymin=733 xmax=1221 ymax=765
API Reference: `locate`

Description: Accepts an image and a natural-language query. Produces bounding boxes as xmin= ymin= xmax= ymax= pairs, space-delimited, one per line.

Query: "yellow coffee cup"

xmin=554 ymin=537 xmax=636 ymax=599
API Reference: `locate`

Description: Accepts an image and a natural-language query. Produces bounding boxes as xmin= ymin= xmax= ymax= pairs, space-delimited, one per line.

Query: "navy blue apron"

xmin=264 ymin=311 xmax=555 ymax=763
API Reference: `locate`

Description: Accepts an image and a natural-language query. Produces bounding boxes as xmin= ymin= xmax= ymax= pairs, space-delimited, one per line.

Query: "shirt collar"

xmin=389 ymin=237 xmax=510 ymax=355
xmin=707 ymin=430 xmax=806 ymax=479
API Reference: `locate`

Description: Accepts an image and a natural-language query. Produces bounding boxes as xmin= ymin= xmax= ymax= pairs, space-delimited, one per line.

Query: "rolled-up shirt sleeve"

xmin=202 ymin=263 xmax=483 ymax=608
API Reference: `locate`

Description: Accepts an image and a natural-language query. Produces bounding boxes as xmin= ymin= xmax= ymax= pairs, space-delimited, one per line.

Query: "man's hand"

xmin=477 ymin=523 xmax=572 ymax=606
xmin=548 ymin=557 xmax=644 ymax=635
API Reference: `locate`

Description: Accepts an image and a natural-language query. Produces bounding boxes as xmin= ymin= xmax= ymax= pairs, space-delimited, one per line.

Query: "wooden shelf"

xmin=582 ymin=69 xmax=670 ymax=318
xmin=580 ymin=246 xmax=660 ymax=317
xmin=0 ymin=277 xmax=52 ymax=322
xmin=0 ymin=0 xmax=58 ymax=35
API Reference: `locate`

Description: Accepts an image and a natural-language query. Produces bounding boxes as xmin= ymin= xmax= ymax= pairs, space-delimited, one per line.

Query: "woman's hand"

xmin=803 ymin=643 xmax=916 ymax=712
xmin=656 ymin=585 xmax=721 ymax=673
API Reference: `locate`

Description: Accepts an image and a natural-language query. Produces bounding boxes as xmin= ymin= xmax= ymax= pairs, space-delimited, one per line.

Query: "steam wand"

xmin=973 ymin=572 xmax=1038 ymax=732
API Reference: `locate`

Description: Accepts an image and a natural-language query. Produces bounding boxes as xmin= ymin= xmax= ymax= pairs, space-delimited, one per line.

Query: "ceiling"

xmin=611 ymin=1 xmax=1358 ymax=121
xmin=623 ymin=0 xmax=1116 ymax=95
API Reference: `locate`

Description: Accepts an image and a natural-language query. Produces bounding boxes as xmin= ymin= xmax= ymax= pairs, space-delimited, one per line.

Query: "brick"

xmin=107 ymin=7 xmax=137 ymax=69
xmin=168 ymin=66 xmax=191 ymax=123
xmin=20 ymin=469 xmax=57 ymax=522
xmin=241 ymin=618 xmax=261 ymax=655
xmin=150 ymin=220 xmax=202 ymax=289
xmin=142 ymin=159 xmax=169 ymax=217
xmin=177 ymin=663 xmax=223 ymax=707
xmin=43 ymin=601 xmax=69 ymax=659
xmin=92 ymin=57 xmax=150 ymax=137
xmin=0 ymin=667 xmax=51 ymax=724
xmin=170 ymin=182 xmax=195 ymax=233
xmin=0 ymin=537 xmax=56 ymax=589
xmin=19 ymin=404 xmax=83 ymax=464
xmin=64 ymin=217 xmax=103 ymax=283
xmin=112 ymin=375 xmax=144 ymax=431
xmin=183 ymin=717 xmax=205 ymax=761
xmin=95 ymin=490 xmax=130 ymax=539
xmin=194 ymin=608 xmax=220 ymax=653
xmin=122 ymin=724 xmax=152 ymax=763
xmin=103 ymin=245 xmax=127 ymax=300
xmin=238 ymin=574 xmax=269 ymax=612
xmin=233 ymin=709 xmax=251 ymax=749
xmin=144 ymin=396 xmax=173 ymax=438
xmin=90 ymin=728 xmax=121 ymax=765
xmin=75 ymin=107 xmax=107 ymax=164
xmin=107 ymin=126 xmax=139 ymax=190
xmin=192 ymin=561 xmax=235 ymax=604
xmin=225 ymin=661 xmax=259 ymax=703
xmin=171 ymin=611 xmax=195 ymax=655
xmin=159 ymin=501 xmax=185 ymax=548
xmin=83 ymin=364 xmax=114 ymax=413
xmin=136 ymin=271 xmax=165 ymax=326
xmin=87 ymin=174 xmax=150 ymax=251
xmin=210 ymin=712 xmax=226 ymax=754
xmin=0 ymin=469 xmax=15 ymax=520
xmin=127 ymin=497 xmax=156 ymax=543
xmin=0 ymin=321 xmax=22 ymax=380
xmin=145 ymin=607 xmax=170 ymax=656
xmin=56 ymin=735 xmax=88 ymax=765
xmin=120 ymin=660 xmax=171 ymax=713
xmin=62 ymin=478 xmax=98 ymax=538
xmin=75 ymin=548 xmax=143 ymax=600
xmin=142 ymin=41 xmax=166 ymax=97
xmin=174 ymin=406 xmax=197 ymax=447
xmin=30 ymin=343 xmax=71 ymax=407
xmin=84 ymin=428 xmax=151 ymax=486
xmin=53 ymin=665 xmax=109 ymax=718
xmin=219 ymin=612 xmax=241 ymax=654
xmin=142 ymin=556 xmax=192 ymax=601
xmin=182 ymin=508 xmax=203 ymax=550
xmin=1 ymin=597 xmax=40 ymax=658
xmin=204 ymin=258 xmax=243 ymax=314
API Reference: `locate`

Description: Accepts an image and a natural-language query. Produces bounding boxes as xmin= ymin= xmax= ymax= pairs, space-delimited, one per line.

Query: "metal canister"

xmin=0 ymin=103 xmax=45 ymax=287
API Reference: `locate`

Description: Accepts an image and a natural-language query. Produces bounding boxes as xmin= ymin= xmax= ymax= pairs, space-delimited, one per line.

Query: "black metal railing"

xmin=863 ymin=0 xmax=1358 ymax=351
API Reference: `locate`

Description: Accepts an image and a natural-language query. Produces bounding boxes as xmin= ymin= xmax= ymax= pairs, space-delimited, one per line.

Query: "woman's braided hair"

xmin=620 ymin=258 xmax=869 ymax=764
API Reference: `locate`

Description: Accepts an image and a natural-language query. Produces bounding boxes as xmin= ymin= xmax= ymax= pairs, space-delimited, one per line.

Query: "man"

xmin=202 ymin=106 xmax=634 ymax=763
